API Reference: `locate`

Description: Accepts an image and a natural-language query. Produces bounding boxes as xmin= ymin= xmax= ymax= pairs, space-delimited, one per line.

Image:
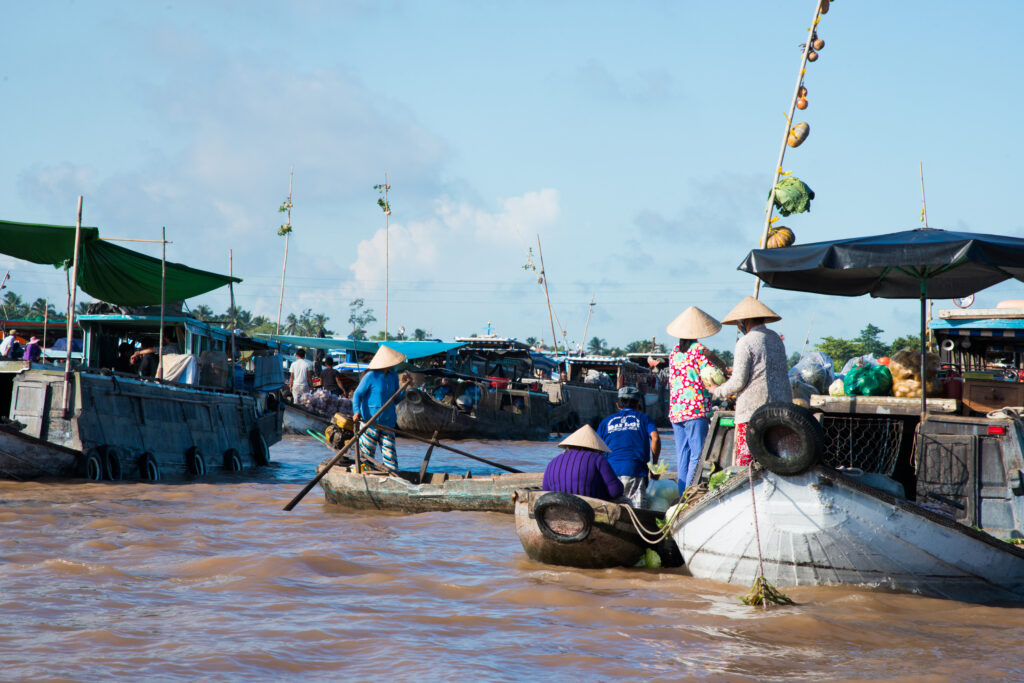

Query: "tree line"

xmin=806 ymin=324 xmax=919 ymax=371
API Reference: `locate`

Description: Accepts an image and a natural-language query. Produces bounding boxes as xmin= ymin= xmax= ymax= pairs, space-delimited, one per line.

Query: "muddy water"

xmin=1 ymin=434 xmax=1022 ymax=681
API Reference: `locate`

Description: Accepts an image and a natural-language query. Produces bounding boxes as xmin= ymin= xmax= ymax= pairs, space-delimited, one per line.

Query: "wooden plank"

xmin=810 ymin=394 xmax=958 ymax=416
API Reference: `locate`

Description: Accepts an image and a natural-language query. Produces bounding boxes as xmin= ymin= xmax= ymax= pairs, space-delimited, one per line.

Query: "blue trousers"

xmin=672 ymin=417 xmax=709 ymax=495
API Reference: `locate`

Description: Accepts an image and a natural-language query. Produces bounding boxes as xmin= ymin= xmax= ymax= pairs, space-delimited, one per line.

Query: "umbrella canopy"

xmin=739 ymin=228 xmax=1024 ymax=299
xmin=738 ymin=228 xmax=1024 ymax=414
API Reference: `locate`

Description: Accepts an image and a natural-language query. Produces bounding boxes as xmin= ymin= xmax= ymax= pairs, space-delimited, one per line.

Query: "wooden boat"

xmin=514 ymin=488 xmax=683 ymax=569
xmin=670 ymin=465 xmax=1024 ymax=602
xmin=397 ymin=387 xmax=551 ymax=441
xmin=318 ymin=460 xmax=543 ymax=513
xmin=283 ymin=401 xmax=330 ymax=435
xmin=0 ymin=422 xmax=81 ymax=480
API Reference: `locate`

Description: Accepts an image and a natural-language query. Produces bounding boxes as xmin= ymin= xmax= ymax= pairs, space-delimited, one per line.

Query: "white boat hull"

xmin=670 ymin=467 xmax=1024 ymax=602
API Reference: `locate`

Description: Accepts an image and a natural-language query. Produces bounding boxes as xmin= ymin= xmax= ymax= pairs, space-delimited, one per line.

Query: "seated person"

xmin=598 ymin=385 xmax=661 ymax=508
xmin=432 ymin=377 xmax=454 ymax=403
xmin=541 ymin=425 xmax=624 ymax=501
xmin=22 ymin=336 xmax=43 ymax=363
xmin=456 ymin=382 xmax=482 ymax=410
xmin=133 ymin=333 xmax=180 ymax=377
xmin=1 ymin=328 xmax=22 ymax=359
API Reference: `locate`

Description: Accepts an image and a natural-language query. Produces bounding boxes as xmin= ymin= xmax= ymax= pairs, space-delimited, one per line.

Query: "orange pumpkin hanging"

xmin=787 ymin=122 xmax=810 ymax=148
xmin=766 ymin=225 xmax=796 ymax=249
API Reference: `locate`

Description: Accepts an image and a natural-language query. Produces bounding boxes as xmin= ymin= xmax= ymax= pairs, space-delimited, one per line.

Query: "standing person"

xmin=597 ymin=386 xmax=660 ymax=507
xmin=708 ymin=296 xmax=792 ymax=467
xmin=0 ymin=328 xmax=20 ymax=359
xmin=352 ymin=345 xmax=408 ymax=472
xmin=318 ymin=356 xmax=345 ymax=396
xmin=287 ymin=348 xmax=313 ymax=401
xmin=22 ymin=336 xmax=43 ymax=362
xmin=542 ymin=425 xmax=624 ymax=502
xmin=666 ymin=306 xmax=727 ymax=494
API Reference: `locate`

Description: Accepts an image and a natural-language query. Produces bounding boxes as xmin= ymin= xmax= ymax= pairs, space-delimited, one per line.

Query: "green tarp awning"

xmin=0 ymin=219 xmax=241 ymax=306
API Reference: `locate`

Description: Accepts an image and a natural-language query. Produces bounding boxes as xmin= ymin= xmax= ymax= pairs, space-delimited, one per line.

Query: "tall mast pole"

xmin=537 ymin=235 xmax=559 ymax=354
xmin=276 ymin=165 xmax=294 ymax=336
xmin=753 ymin=0 xmax=826 ymax=299
xmin=62 ymin=196 xmax=84 ymax=418
xmin=581 ymin=295 xmax=595 ymax=355
xmin=158 ymin=226 xmax=166 ymax=379
xmin=384 ymin=173 xmax=390 ymax=341
xmin=229 ymin=249 xmax=237 ymax=390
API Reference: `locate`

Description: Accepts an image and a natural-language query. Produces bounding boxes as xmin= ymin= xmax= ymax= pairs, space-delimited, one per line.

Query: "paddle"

xmin=283 ymin=377 xmax=410 ymax=511
xmin=371 ymin=424 xmax=523 ymax=474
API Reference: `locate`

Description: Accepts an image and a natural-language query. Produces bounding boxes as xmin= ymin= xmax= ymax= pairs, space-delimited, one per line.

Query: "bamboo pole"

xmin=62 ymin=196 xmax=84 ymax=418
xmin=158 ymin=226 xmax=166 ymax=379
xmin=753 ymin=0 xmax=826 ymax=300
xmin=229 ymin=249 xmax=237 ymax=391
xmin=276 ymin=165 xmax=294 ymax=336
xmin=42 ymin=297 xmax=48 ymax=357
xmin=537 ymin=235 xmax=559 ymax=354
xmin=581 ymin=295 xmax=595 ymax=355
xmin=384 ymin=172 xmax=390 ymax=341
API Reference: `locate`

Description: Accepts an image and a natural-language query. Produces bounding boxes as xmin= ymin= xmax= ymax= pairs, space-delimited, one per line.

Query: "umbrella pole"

xmin=920 ymin=283 xmax=927 ymax=418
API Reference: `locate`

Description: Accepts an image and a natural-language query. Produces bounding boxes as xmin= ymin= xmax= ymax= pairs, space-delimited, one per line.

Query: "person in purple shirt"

xmin=542 ymin=425 xmax=624 ymax=501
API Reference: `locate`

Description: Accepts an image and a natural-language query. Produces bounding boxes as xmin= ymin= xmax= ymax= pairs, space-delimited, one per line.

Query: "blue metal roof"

xmin=381 ymin=341 xmax=465 ymax=360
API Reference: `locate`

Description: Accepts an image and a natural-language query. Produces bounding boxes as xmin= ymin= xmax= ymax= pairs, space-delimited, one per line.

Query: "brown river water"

xmin=2 ymin=433 xmax=1023 ymax=681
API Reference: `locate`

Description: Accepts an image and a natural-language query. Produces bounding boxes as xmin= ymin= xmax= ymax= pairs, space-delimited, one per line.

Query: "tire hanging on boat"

xmin=223 ymin=448 xmax=243 ymax=472
xmin=746 ymin=402 xmax=823 ymax=476
xmin=139 ymin=452 xmax=161 ymax=482
xmin=102 ymin=446 xmax=124 ymax=481
xmin=187 ymin=447 xmax=206 ymax=476
xmin=83 ymin=451 xmax=104 ymax=481
xmin=249 ymin=430 xmax=270 ymax=466
xmin=533 ymin=491 xmax=595 ymax=544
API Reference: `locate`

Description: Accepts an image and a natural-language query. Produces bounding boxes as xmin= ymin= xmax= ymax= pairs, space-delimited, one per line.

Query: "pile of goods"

xmin=788 ymin=351 xmax=835 ymax=404
xmin=888 ymin=348 xmax=941 ymax=398
xmin=299 ymin=389 xmax=352 ymax=418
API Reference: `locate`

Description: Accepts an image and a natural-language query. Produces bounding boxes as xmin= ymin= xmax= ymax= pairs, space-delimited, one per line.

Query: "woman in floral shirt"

xmin=666 ymin=306 xmax=726 ymax=494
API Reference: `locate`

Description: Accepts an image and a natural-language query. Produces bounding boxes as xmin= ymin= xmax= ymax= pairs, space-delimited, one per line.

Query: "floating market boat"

xmin=283 ymin=401 xmax=330 ymax=435
xmin=542 ymin=355 xmax=666 ymax=431
xmin=514 ymin=489 xmax=683 ymax=569
xmin=0 ymin=218 xmax=284 ymax=481
xmin=397 ymin=385 xmax=554 ymax=441
xmin=674 ymin=402 xmax=1024 ymax=602
xmin=318 ymin=460 xmax=542 ymax=513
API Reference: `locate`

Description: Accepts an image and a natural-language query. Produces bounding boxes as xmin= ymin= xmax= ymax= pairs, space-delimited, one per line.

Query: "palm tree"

xmin=2 ymin=292 xmax=27 ymax=319
xmin=587 ymin=336 xmax=607 ymax=355
xmin=413 ymin=328 xmax=427 ymax=341
xmin=192 ymin=304 xmax=215 ymax=322
xmin=525 ymin=336 xmax=539 ymax=347
xmin=28 ymin=298 xmax=56 ymax=320
xmin=284 ymin=313 xmax=300 ymax=335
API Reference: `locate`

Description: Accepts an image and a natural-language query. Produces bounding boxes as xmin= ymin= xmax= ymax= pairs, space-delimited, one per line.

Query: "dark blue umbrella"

xmin=738 ymin=228 xmax=1024 ymax=414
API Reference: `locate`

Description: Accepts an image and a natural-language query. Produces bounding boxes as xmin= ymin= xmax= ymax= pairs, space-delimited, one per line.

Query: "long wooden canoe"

xmin=318 ymin=461 xmax=543 ymax=513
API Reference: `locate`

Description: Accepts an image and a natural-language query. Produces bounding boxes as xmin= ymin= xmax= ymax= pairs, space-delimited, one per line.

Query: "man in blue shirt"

xmin=597 ymin=386 xmax=661 ymax=507
xmin=352 ymin=345 xmax=408 ymax=472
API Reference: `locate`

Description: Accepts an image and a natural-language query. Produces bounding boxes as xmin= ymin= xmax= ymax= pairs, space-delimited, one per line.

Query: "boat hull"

xmin=318 ymin=464 xmax=543 ymax=513
xmin=283 ymin=402 xmax=330 ymax=435
xmin=671 ymin=466 xmax=1024 ymax=602
xmin=397 ymin=389 xmax=550 ymax=441
xmin=514 ymin=489 xmax=683 ymax=569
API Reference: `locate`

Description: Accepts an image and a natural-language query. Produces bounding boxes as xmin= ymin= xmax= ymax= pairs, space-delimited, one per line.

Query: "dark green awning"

xmin=0 ymin=219 xmax=241 ymax=305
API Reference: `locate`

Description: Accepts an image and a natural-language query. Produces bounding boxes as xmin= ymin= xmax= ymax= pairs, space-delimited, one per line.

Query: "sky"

xmin=2 ymin=1 xmax=1023 ymax=354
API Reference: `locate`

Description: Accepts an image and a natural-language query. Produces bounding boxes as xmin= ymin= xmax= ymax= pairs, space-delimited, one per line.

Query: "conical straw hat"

xmin=665 ymin=306 xmax=722 ymax=339
xmin=558 ymin=424 xmax=610 ymax=453
xmin=367 ymin=345 xmax=407 ymax=370
xmin=720 ymin=296 xmax=782 ymax=325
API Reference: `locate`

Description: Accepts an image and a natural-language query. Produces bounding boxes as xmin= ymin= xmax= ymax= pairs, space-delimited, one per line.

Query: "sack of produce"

xmin=889 ymin=348 xmax=939 ymax=384
xmin=700 ymin=364 xmax=726 ymax=387
xmin=790 ymin=377 xmax=818 ymax=402
xmin=839 ymin=354 xmax=877 ymax=377
xmin=893 ymin=377 xmax=943 ymax=398
xmin=844 ymin=363 xmax=893 ymax=396
xmin=828 ymin=378 xmax=845 ymax=396
xmin=789 ymin=351 xmax=835 ymax=394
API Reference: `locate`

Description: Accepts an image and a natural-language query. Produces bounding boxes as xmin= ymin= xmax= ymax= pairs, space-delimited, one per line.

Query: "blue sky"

xmin=2 ymin=1 xmax=1023 ymax=353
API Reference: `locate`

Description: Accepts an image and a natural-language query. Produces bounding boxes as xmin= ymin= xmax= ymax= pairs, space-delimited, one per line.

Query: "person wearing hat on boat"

xmin=597 ymin=385 xmax=660 ymax=507
xmin=352 ymin=345 xmax=409 ymax=472
xmin=22 ymin=336 xmax=43 ymax=363
xmin=541 ymin=425 xmax=624 ymax=502
xmin=666 ymin=306 xmax=728 ymax=495
xmin=706 ymin=296 xmax=792 ymax=468
xmin=1 ymin=328 xmax=22 ymax=360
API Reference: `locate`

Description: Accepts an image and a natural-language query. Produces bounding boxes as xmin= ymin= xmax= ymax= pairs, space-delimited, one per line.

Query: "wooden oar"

xmin=283 ymin=378 xmax=410 ymax=511
xmin=372 ymin=424 xmax=523 ymax=474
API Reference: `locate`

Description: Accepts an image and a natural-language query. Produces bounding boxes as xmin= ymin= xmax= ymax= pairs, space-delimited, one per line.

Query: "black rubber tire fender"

xmin=83 ymin=451 xmax=104 ymax=481
xmin=187 ymin=447 xmax=206 ymax=477
xmin=746 ymin=402 xmax=824 ymax=476
xmin=534 ymin=491 xmax=594 ymax=544
xmin=223 ymin=448 xmax=243 ymax=472
xmin=249 ymin=430 xmax=270 ymax=467
xmin=102 ymin=446 xmax=124 ymax=481
xmin=139 ymin=452 xmax=161 ymax=482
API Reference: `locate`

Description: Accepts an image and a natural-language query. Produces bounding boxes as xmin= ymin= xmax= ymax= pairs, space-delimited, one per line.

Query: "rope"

xmin=748 ymin=464 xmax=767 ymax=583
xmin=621 ymin=486 xmax=700 ymax=545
